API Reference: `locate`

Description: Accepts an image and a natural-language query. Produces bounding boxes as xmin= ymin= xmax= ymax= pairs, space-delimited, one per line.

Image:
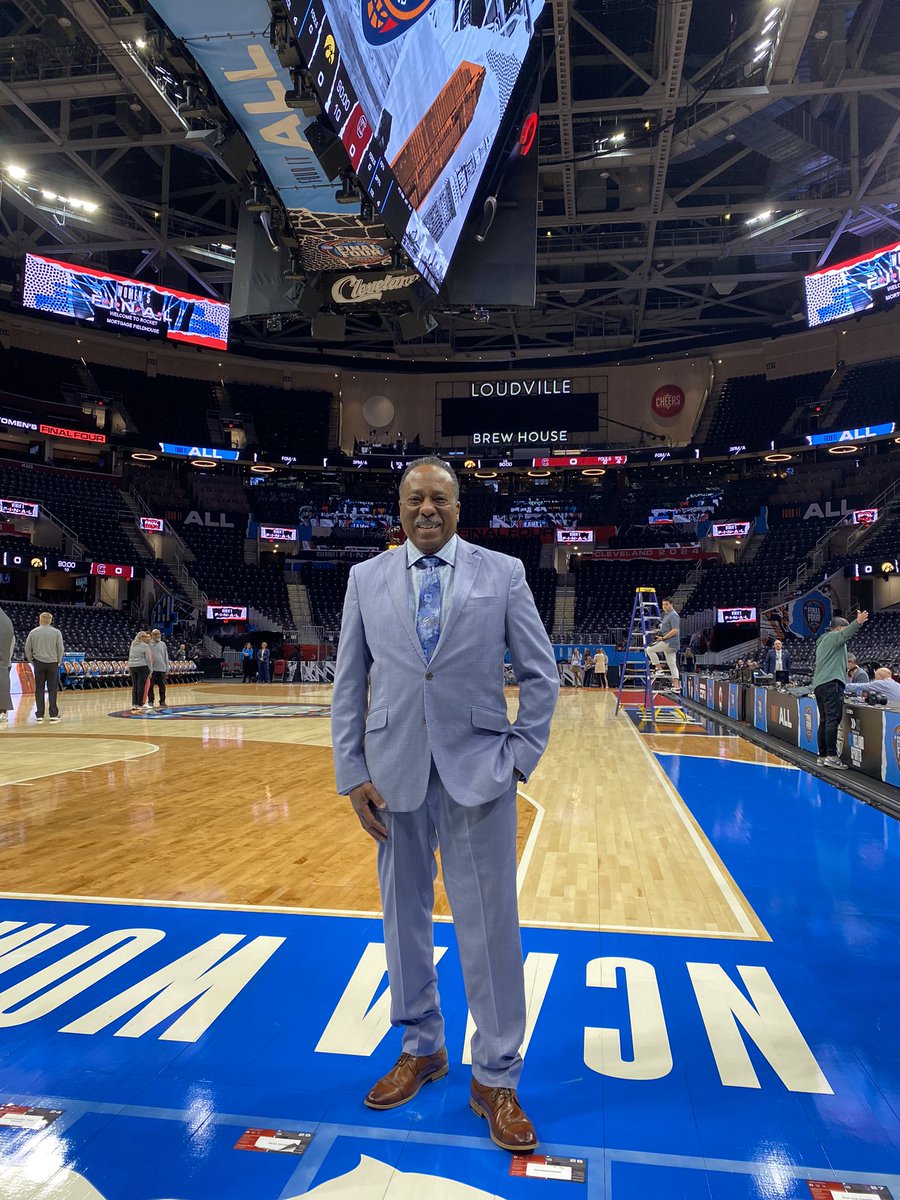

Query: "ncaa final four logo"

xmin=894 ymin=725 xmax=900 ymax=773
xmin=802 ymin=598 xmax=826 ymax=635
xmin=364 ymin=0 xmax=439 ymax=44
xmin=804 ymin=706 xmax=814 ymax=742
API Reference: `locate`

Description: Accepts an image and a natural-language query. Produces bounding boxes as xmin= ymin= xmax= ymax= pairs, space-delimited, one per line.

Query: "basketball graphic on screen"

xmin=364 ymin=0 xmax=439 ymax=44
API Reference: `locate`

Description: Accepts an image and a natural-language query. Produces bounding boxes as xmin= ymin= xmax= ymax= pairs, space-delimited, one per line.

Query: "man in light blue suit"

xmin=332 ymin=457 xmax=559 ymax=1152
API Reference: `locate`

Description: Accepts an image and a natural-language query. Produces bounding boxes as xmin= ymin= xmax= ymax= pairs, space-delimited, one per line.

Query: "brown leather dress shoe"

xmin=469 ymin=1078 xmax=539 ymax=1152
xmin=364 ymin=1048 xmax=449 ymax=1110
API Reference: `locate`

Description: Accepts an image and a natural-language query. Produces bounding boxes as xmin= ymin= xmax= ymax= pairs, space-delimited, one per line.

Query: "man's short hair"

xmin=875 ymin=667 xmax=892 ymax=680
xmin=399 ymin=456 xmax=459 ymax=501
xmin=830 ymin=617 xmax=850 ymax=630
xmin=39 ymin=612 xmax=53 ymax=624
xmin=151 ymin=628 xmax=161 ymax=636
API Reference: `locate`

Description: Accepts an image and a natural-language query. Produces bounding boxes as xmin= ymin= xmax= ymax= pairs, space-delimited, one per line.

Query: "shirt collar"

xmin=406 ymin=533 xmax=458 ymax=569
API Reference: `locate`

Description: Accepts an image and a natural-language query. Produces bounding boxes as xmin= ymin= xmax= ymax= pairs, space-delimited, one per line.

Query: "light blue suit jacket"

xmin=331 ymin=538 xmax=559 ymax=810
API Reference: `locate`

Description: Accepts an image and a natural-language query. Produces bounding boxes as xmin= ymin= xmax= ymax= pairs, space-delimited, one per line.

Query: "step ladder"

xmin=615 ymin=587 xmax=686 ymax=730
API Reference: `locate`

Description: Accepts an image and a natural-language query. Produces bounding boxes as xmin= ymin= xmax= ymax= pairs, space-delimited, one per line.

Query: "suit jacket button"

xmin=425 ymin=671 xmax=434 ymax=680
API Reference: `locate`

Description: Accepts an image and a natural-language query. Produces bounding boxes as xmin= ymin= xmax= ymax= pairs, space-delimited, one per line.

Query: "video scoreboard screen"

xmin=90 ymin=562 xmax=135 ymax=581
xmin=716 ymin=607 xmax=757 ymax=625
xmin=207 ymin=605 xmax=248 ymax=621
xmin=711 ymin=521 xmax=751 ymax=538
xmin=851 ymin=508 xmax=878 ymax=526
xmin=138 ymin=517 xmax=166 ymax=534
xmin=23 ymin=254 xmax=230 ymax=351
xmin=0 ymin=498 xmax=39 ymax=519
xmin=286 ymin=0 xmax=543 ymax=290
xmin=556 ymin=529 xmax=594 ymax=545
xmin=805 ymin=239 xmax=900 ymax=328
xmin=259 ymin=525 xmax=299 ymax=542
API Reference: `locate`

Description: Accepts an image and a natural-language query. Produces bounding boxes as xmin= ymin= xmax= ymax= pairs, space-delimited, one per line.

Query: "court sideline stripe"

xmin=621 ymin=711 xmax=768 ymax=941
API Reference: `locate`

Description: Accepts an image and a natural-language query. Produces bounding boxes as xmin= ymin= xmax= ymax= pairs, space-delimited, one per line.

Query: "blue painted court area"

xmin=0 ymin=751 xmax=899 ymax=1197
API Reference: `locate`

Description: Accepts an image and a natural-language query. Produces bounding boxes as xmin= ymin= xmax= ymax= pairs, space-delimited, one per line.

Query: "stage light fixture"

xmin=334 ymin=172 xmax=358 ymax=205
xmin=284 ymin=69 xmax=319 ymax=115
xmin=245 ymin=182 xmax=271 ymax=213
xmin=828 ymin=444 xmax=859 ymax=454
xmin=765 ymin=452 xmax=792 ymax=462
xmin=191 ymin=458 xmax=218 ymax=469
xmin=528 ymin=469 xmax=551 ymax=478
xmin=250 ymin=464 xmax=275 ymax=474
xmin=284 ymin=253 xmax=304 ymax=281
xmin=474 ymin=470 xmax=498 ymax=479
xmin=131 ymin=452 xmax=158 ymax=462
xmin=581 ymin=468 xmax=606 ymax=476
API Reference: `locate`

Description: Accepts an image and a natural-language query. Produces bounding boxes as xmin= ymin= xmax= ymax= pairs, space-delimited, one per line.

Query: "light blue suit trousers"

xmin=378 ymin=761 xmax=524 ymax=1085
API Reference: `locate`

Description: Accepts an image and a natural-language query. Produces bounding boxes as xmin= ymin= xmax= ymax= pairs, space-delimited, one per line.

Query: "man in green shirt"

xmin=811 ymin=610 xmax=868 ymax=770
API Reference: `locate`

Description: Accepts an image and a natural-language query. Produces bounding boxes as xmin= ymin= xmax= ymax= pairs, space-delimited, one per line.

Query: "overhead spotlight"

xmin=472 ymin=306 xmax=490 ymax=323
xmin=334 ymin=172 xmax=358 ymax=205
xmin=266 ymin=314 xmax=283 ymax=333
xmin=245 ymin=182 xmax=271 ymax=213
xmin=359 ymin=197 xmax=375 ymax=223
xmin=284 ymin=69 xmax=319 ymax=115
xmin=475 ymin=195 xmax=497 ymax=243
xmin=178 ymin=81 xmax=206 ymax=119
xmin=6 ymin=164 xmax=27 ymax=181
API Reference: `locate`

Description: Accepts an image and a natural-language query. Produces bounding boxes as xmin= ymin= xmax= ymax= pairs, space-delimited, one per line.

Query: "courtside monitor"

xmin=711 ymin=521 xmax=751 ymax=538
xmin=805 ymin=239 xmax=900 ymax=328
xmin=23 ymin=254 xmax=230 ymax=351
xmin=556 ymin=529 xmax=594 ymax=545
xmin=286 ymin=0 xmax=544 ymax=290
xmin=716 ymin=607 xmax=757 ymax=624
xmin=207 ymin=605 xmax=248 ymax=622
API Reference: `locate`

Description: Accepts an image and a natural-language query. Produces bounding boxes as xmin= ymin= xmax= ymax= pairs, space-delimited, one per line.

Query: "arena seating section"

xmin=703 ymin=371 xmax=832 ymax=453
xmin=573 ymin=560 xmax=693 ymax=639
xmin=178 ymin=522 xmax=292 ymax=629
xmin=825 ymin=359 xmax=900 ymax=432
xmin=228 ymin=383 xmax=332 ymax=462
xmin=3 ymin=600 xmax=136 ymax=658
xmin=0 ymin=346 xmax=86 ymax=404
xmin=0 ymin=462 xmax=136 ymax=563
xmin=786 ymin=612 xmax=900 ymax=674
xmin=88 ymin=363 xmax=216 ymax=448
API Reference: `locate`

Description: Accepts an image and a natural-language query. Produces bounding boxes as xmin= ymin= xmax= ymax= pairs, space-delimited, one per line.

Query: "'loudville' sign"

xmin=440 ymin=378 xmax=600 ymax=440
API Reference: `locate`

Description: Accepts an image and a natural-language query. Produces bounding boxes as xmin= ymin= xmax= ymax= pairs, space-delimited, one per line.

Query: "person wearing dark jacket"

xmin=257 ymin=641 xmax=271 ymax=684
xmin=762 ymin=639 xmax=792 ymax=685
xmin=241 ymin=642 xmax=255 ymax=682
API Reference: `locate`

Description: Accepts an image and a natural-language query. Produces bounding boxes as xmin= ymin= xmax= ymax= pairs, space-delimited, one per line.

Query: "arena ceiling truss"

xmin=0 ymin=0 xmax=899 ymax=362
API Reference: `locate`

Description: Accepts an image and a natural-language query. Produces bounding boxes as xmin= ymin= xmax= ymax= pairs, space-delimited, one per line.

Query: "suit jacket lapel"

xmin=430 ymin=540 xmax=480 ymax=663
xmin=383 ymin=548 xmax=427 ymax=663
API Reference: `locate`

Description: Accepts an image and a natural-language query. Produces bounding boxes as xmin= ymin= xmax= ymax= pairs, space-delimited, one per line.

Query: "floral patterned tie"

xmin=415 ymin=556 xmax=442 ymax=662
